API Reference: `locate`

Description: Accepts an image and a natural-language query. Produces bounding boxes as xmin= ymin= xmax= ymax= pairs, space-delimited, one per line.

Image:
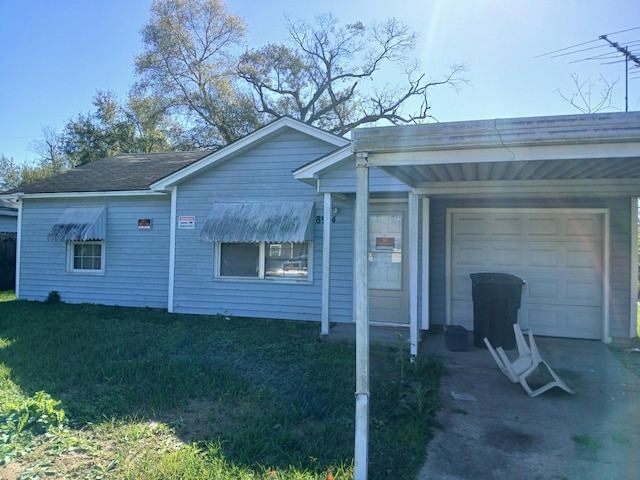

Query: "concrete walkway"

xmin=417 ymin=331 xmax=640 ymax=479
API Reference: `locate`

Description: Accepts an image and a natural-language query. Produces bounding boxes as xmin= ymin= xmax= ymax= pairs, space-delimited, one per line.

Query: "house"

xmin=2 ymin=113 xmax=639 ymax=356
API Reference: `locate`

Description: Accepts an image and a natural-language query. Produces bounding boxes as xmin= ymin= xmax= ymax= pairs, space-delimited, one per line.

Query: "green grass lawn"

xmin=0 ymin=292 xmax=442 ymax=479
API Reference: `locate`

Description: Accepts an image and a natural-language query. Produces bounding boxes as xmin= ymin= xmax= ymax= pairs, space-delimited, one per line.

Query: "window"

xmin=67 ymin=241 xmax=104 ymax=273
xmin=220 ymin=243 xmax=259 ymax=277
xmin=217 ymin=242 xmax=310 ymax=280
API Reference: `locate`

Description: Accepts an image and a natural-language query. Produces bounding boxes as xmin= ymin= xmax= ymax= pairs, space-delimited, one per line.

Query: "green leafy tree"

xmin=238 ymin=14 xmax=467 ymax=136
xmin=0 ymin=149 xmax=66 ymax=190
xmin=0 ymin=154 xmax=21 ymax=190
xmin=61 ymin=90 xmax=174 ymax=166
xmin=134 ymin=0 xmax=259 ymax=148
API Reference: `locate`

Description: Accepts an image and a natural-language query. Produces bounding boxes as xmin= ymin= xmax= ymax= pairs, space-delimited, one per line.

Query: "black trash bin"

xmin=470 ymin=273 xmax=525 ymax=349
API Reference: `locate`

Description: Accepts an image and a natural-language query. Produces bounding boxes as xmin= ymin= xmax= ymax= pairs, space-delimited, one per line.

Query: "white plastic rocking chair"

xmin=484 ymin=324 xmax=574 ymax=397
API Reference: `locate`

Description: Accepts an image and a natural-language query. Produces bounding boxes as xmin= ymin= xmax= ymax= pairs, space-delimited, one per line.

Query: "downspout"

xmin=354 ymin=152 xmax=370 ymax=480
xmin=321 ymin=192 xmax=332 ymax=335
xmin=168 ymin=186 xmax=177 ymax=313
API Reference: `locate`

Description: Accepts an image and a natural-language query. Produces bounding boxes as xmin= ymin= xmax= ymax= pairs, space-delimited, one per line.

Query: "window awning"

xmin=48 ymin=207 xmax=106 ymax=241
xmin=199 ymin=201 xmax=314 ymax=243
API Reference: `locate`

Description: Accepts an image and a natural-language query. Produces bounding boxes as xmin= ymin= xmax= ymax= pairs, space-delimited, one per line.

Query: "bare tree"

xmin=238 ymin=14 xmax=467 ymax=136
xmin=556 ymin=74 xmax=619 ymax=114
xmin=28 ymin=126 xmax=68 ymax=169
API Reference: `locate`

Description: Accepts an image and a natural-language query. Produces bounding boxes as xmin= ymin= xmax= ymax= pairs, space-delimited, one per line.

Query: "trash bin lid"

xmin=470 ymin=272 xmax=525 ymax=286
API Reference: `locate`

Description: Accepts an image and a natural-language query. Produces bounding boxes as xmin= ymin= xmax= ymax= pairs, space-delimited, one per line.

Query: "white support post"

xmin=408 ymin=192 xmax=419 ymax=357
xmin=321 ymin=192 xmax=332 ymax=335
xmin=421 ymin=197 xmax=430 ymax=331
xmin=14 ymin=196 xmax=23 ymax=299
xmin=354 ymin=153 xmax=370 ymax=480
xmin=631 ymin=197 xmax=638 ymax=338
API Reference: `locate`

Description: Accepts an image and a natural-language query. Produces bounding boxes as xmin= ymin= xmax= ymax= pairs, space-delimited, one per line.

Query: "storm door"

xmin=368 ymin=203 xmax=409 ymax=324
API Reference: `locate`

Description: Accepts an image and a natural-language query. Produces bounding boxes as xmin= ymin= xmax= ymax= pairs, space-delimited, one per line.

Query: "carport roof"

xmin=352 ymin=112 xmax=640 ymax=194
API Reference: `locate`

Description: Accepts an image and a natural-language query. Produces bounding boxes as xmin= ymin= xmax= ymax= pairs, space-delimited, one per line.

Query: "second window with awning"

xmin=199 ymin=202 xmax=314 ymax=280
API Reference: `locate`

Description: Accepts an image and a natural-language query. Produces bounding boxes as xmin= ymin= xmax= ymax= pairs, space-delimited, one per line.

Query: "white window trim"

xmin=66 ymin=240 xmax=106 ymax=275
xmin=214 ymin=241 xmax=313 ymax=283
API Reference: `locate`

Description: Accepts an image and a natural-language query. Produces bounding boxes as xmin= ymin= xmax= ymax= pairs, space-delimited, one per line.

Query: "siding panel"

xmin=19 ymin=196 xmax=171 ymax=308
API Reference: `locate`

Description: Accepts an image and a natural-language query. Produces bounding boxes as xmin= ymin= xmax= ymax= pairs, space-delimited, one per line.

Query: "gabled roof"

xmin=151 ymin=116 xmax=349 ymax=191
xmin=3 ymin=151 xmax=211 ymax=196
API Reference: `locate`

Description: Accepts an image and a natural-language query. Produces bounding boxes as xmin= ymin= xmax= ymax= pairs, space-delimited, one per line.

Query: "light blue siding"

xmin=172 ymin=130 xmax=341 ymax=321
xmin=326 ymin=198 xmax=355 ymax=323
xmin=428 ymin=197 xmax=632 ymax=338
xmin=19 ymin=196 xmax=171 ymax=307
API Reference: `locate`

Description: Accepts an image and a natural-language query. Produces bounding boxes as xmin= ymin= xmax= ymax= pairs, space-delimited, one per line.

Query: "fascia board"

xmin=16 ymin=190 xmax=167 ymax=199
xmin=367 ymin=141 xmax=640 ymax=167
xmin=151 ymin=117 xmax=349 ymax=191
xmin=353 ymin=112 xmax=640 ymax=154
xmin=293 ymin=145 xmax=354 ymax=180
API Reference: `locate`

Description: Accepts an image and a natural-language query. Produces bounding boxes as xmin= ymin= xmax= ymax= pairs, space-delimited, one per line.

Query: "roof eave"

xmin=14 ymin=190 xmax=167 ymax=199
xmin=353 ymin=112 xmax=640 ymax=154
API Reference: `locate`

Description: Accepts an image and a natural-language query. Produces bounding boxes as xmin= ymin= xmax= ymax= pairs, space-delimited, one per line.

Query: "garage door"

xmin=449 ymin=210 xmax=603 ymax=339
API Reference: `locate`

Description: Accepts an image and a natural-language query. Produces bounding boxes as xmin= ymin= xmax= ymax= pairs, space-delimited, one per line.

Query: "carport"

xmin=349 ymin=111 xmax=640 ymax=478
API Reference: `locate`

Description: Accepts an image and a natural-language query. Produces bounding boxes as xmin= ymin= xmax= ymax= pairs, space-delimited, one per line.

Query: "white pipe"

xmin=354 ymin=154 xmax=370 ymax=480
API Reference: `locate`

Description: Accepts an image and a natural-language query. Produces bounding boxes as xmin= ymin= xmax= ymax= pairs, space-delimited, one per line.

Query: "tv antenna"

xmin=537 ymin=27 xmax=640 ymax=111
xmin=599 ymin=34 xmax=640 ymax=111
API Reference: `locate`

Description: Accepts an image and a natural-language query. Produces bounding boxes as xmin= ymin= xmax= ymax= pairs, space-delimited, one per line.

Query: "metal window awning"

xmin=48 ymin=207 xmax=106 ymax=241
xmin=199 ymin=201 xmax=315 ymax=243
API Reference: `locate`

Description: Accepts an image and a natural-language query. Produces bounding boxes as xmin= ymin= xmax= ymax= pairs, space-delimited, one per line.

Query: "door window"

xmin=368 ymin=213 xmax=403 ymax=290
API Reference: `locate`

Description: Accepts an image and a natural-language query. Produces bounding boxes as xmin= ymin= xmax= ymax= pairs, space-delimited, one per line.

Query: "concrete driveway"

xmin=417 ymin=331 xmax=640 ymax=479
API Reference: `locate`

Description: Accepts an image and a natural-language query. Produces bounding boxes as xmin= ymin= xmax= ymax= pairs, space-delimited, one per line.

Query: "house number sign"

xmin=316 ymin=215 xmax=336 ymax=224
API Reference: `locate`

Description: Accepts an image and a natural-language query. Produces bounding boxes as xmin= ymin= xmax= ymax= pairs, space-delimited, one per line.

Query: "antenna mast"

xmin=599 ymin=35 xmax=640 ymax=111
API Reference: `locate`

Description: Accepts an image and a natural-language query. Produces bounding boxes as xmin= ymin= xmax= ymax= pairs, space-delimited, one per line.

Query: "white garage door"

xmin=449 ymin=209 xmax=603 ymax=339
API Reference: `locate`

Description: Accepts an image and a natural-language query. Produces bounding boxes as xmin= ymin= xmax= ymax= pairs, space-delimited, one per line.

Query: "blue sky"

xmin=1 ymin=0 xmax=639 ymax=164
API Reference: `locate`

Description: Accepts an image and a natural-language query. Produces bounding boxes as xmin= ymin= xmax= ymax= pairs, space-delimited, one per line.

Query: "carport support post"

xmin=354 ymin=153 xmax=370 ymax=480
xmin=321 ymin=192 xmax=332 ymax=336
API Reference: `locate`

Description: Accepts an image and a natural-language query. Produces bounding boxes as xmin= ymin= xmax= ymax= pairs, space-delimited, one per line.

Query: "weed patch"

xmin=571 ymin=433 xmax=601 ymax=461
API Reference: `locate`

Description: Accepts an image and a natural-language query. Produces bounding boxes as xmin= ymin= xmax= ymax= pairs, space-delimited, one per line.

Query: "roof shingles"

xmin=7 ymin=151 xmax=211 ymax=195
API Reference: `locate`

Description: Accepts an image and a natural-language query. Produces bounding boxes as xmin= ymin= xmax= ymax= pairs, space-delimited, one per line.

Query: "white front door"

xmin=368 ymin=203 xmax=409 ymax=325
xmin=449 ymin=209 xmax=605 ymax=339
